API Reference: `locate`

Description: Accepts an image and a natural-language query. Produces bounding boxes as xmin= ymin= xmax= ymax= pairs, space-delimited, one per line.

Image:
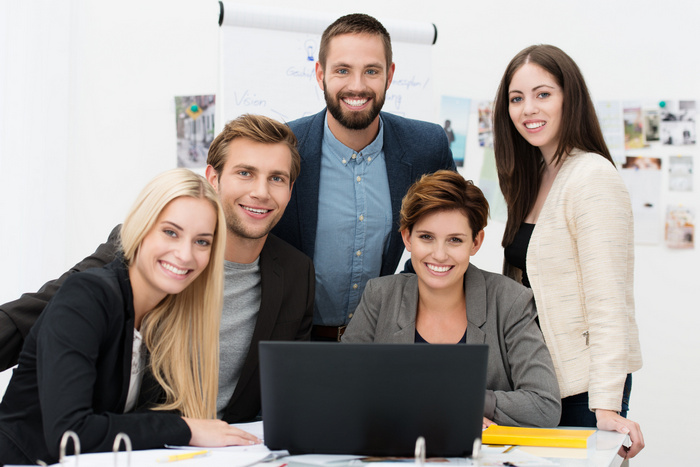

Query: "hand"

xmin=183 ymin=417 xmax=262 ymax=447
xmin=482 ymin=417 xmax=496 ymax=429
xmin=595 ymin=409 xmax=644 ymax=458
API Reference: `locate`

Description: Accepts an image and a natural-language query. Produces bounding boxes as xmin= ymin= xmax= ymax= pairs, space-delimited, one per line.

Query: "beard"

xmin=324 ymin=81 xmax=386 ymax=131
xmin=223 ymin=202 xmax=280 ymax=241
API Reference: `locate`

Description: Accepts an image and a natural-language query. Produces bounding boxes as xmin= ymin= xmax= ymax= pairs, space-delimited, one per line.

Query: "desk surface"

xmin=49 ymin=424 xmax=628 ymax=467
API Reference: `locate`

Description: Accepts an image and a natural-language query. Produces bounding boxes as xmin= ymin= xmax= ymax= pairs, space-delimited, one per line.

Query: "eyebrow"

xmin=415 ymin=230 xmax=468 ymax=237
xmin=161 ymin=220 xmax=214 ymax=237
xmin=509 ymin=83 xmax=556 ymax=94
xmin=233 ymin=164 xmax=290 ymax=178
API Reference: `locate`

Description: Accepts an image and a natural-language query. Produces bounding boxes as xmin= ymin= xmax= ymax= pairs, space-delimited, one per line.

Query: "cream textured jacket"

xmin=504 ymin=150 xmax=642 ymax=412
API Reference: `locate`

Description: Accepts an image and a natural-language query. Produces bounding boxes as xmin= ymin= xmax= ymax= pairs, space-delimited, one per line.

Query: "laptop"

xmin=259 ymin=341 xmax=488 ymax=457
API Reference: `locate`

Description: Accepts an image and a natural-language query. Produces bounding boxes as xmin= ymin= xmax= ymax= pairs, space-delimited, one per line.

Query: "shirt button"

xmin=353 ymin=283 xmax=359 ymax=289
xmin=348 ymin=313 xmax=354 ymax=319
xmin=351 ymin=154 xmax=357 ymax=159
xmin=356 ymin=176 xmax=361 ymax=182
xmin=359 ymin=215 xmax=364 ymax=222
xmin=356 ymin=250 xmax=362 ymax=257
xmin=367 ymin=157 xmax=372 ymax=162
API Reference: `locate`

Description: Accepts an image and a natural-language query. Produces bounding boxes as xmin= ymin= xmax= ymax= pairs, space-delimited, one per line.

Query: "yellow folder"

xmin=481 ymin=425 xmax=596 ymax=448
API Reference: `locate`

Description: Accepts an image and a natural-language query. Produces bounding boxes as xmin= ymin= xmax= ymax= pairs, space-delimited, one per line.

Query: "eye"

xmin=270 ymin=175 xmax=285 ymax=183
xmin=418 ymin=234 xmax=433 ymax=241
xmin=509 ymin=96 xmax=522 ymax=104
xmin=163 ymin=229 xmax=177 ymax=238
xmin=366 ymin=69 xmax=378 ymax=75
xmin=237 ymin=170 xmax=251 ymax=177
xmin=449 ymin=237 xmax=463 ymax=244
xmin=195 ymin=238 xmax=211 ymax=247
xmin=337 ymin=68 xmax=348 ymax=75
xmin=537 ymin=92 xmax=550 ymax=98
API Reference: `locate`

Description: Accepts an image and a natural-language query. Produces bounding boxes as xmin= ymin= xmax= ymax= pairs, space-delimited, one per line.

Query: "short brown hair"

xmin=319 ymin=13 xmax=393 ymax=70
xmin=207 ymin=114 xmax=300 ymax=184
xmin=400 ymin=170 xmax=489 ymax=240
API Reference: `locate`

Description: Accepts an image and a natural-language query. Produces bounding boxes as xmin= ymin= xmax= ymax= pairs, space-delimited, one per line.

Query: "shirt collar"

xmin=322 ymin=112 xmax=384 ymax=166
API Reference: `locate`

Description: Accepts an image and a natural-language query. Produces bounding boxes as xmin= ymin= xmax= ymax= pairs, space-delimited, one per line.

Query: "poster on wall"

xmin=660 ymin=100 xmax=696 ymax=145
xmin=439 ymin=96 xmax=470 ymax=167
xmin=669 ymin=155 xmax=694 ymax=191
xmin=620 ymin=156 xmax=662 ymax=244
xmin=665 ymin=205 xmax=694 ymax=249
xmin=175 ymin=95 xmax=216 ymax=168
xmin=623 ymin=105 xmax=645 ymax=150
xmin=477 ymin=101 xmax=494 ymax=148
xmin=595 ymin=100 xmax=625 ymax=164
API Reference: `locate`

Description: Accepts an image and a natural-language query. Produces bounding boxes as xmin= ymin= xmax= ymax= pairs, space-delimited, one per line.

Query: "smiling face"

xmin=402 ymin=210 xmax=484 ymax=295
xmin=207 ymin=137 xmax=293 ymax=242
xmin=508 ymin=62 xmax=564 ymax=161
xmin=316 ymin=33 xmax=395 ymax=131
xmin=131 ymin=196 xmax=217 ymax=303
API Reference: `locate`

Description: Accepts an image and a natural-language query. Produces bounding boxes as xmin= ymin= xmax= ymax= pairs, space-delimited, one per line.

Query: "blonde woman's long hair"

xmin=120 ymin=168 xmax=225 ymax=419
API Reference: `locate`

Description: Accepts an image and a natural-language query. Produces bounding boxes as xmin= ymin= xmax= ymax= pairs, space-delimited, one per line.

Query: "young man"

xmin=0 ymin=115 xmax=314 ymax=423
xmin=272 ymin=14 xmax=455 ymax=341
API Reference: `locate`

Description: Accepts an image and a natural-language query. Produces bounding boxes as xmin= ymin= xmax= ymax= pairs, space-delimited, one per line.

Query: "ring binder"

xmin=113 ymin=432 xmax=132 ymax=467
xmin=59 ymin=431 xmax=80 ymax=466
xmin=414 ymin=436 xmax=425 ymax=467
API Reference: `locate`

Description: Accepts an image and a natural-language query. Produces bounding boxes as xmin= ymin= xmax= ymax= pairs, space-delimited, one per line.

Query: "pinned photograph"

xmin=175 ymin=95 xmax=216 ymax=168
xmin=477 ymin=101 xmax=494 ymax=148
xmin=439 ymin=96 xmax=471 ymax=167
xmin=623 ymin=105 xmax=644 ymax=149
xmin=666 ymin=205 xmax=694 ymax=249
xmin=669 ymin=156 xmax=693 ymax=192
xmin=660 ymin=100 xmax=696 ymax=145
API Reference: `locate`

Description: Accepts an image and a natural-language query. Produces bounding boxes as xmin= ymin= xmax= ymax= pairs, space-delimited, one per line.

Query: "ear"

xmin=470 ymin=230 xmax=485 ymax=256
xmin=385 ymin=62 xmax=396 ymax=90
xmin=205 ymin=165 xmax=219 ymax=191
xmin=315 ymin=61 xmax=325 ymax=91
xmin=401 ymin=228 xmax=412 ymax=252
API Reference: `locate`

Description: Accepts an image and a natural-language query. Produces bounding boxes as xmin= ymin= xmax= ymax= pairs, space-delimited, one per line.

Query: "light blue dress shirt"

xmin=313 ymin=115 xmax=392 ymax=326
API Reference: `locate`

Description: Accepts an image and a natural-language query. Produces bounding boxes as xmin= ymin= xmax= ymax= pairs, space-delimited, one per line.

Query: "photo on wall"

xmin=669 ymin=155 xmax=693 ymax=192
xmin=439 ymin=96 xmax=471 ymax=167
xmin=660 ymin=100 xmax=696 ymax=146
xmin=175 ymin=95 xmax=216 ymax=168
xmin=666 ymin=205 xmax=694 ymax=249
xmin=620 ymin=156 xmax=662 ymax=244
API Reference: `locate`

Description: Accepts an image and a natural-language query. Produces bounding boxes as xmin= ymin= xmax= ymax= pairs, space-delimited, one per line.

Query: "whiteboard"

xmin=218 ymin=3 xmax=438 ymax=129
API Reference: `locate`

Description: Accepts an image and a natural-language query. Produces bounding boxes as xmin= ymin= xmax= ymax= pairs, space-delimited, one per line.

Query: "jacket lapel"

xmin=464 ymin=265 xmax=487 ymax=344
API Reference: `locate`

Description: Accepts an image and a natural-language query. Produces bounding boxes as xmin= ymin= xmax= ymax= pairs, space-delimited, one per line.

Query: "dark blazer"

xmin=342 ymin=264 xmax=562 ymax=428
xmin=0 ymin=260 xmax=191 ymax=465
xmin=0 ymin=226 xmax=314 ymax=423
xmin=273 ymin=109 xmax=455 ymax=276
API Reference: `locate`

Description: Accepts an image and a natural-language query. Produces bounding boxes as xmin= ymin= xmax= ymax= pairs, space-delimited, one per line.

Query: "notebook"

xmin=259 ymin=342 xmax=488 ymax=457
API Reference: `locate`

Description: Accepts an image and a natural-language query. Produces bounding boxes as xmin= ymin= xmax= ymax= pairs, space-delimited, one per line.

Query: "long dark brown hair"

xmin=493 ymin=44 xmax=613 ymax=247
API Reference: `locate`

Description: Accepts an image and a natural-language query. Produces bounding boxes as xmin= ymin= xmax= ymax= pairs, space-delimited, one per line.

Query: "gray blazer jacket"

xmin=342 ymin=264 xmax=561 ymax=427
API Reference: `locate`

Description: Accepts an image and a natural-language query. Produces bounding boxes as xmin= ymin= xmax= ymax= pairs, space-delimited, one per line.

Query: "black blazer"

xmin=0 ymin=226 xmax=314 ymax=423
xmin=0 ymin=260 xmax=190 ymax=465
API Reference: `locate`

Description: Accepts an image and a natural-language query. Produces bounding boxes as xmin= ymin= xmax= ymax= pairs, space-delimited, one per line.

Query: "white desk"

xmin=49 ymin=426 xmax=628 ymax=467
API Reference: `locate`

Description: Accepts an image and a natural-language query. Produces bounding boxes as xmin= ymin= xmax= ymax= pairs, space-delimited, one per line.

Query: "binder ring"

xmin=59 ymin=430 xmax=81 ymax=466
xmin=414 ymin=436 xmax=426 ymax=467
xmin=112 ymin=432 xmax=132 ymax=467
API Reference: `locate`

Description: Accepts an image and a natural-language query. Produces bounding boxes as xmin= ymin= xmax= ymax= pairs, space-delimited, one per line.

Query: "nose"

xmin=174 ymin=239 xmax=194 ymax=264
xmin=250 ymin=177 xmax=270 ymax=200
xmin=432 ymin=242 xmax=449 ymax=262
xmin=347 ymin=71 xmax=365 ymax=93
xmin=524 ymin=98 xmax=539 ymax=116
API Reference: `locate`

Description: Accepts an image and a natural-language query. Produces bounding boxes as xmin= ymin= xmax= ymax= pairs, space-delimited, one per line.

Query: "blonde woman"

xmin=0 ymin=169 xmax=258 ymax=465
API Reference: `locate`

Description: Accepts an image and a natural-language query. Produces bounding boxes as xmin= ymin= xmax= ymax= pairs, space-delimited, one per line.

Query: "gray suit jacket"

xmin=342 ymin=264 xmax=561 ymax=427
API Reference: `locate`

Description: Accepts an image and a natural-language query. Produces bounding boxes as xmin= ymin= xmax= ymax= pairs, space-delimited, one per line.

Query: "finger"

xmin=227 ymin=434 xmax=262 ymax=446
xmin=230 ymin=428 xmax=262 ymax=443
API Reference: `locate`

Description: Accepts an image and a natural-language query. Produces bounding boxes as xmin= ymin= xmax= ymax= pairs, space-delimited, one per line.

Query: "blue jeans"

xmin=559 ymin=374 xmax=632 ymax=427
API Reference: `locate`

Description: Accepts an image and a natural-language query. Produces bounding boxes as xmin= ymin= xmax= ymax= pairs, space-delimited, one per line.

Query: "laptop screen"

xmin=259 ymin=342 xmax=488 ymax=457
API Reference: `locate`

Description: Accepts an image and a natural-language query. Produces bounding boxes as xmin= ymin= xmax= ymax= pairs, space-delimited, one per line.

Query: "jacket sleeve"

xmin=36 ymin=272 xmax=190 ymax=458
xmin=570 ymin=161 xmax=634 ymax=411
xmin=0 ymin=225 xmax=121 ymax=371
xmin=489 ymin=289 xmax=561 ymax=427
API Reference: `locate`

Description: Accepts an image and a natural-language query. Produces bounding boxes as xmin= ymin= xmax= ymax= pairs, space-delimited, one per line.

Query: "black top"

xmin=415 ymin=328 xmax=467 ymax=344
xmin=504 ymin=223 xmax=535 ymax=288
xmin=0 ymin=259 xmax=190 ymax=465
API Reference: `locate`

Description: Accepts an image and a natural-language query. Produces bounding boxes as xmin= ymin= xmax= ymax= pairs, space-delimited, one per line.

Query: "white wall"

xmin=1 ymin=1 xmax=699 ymax=465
